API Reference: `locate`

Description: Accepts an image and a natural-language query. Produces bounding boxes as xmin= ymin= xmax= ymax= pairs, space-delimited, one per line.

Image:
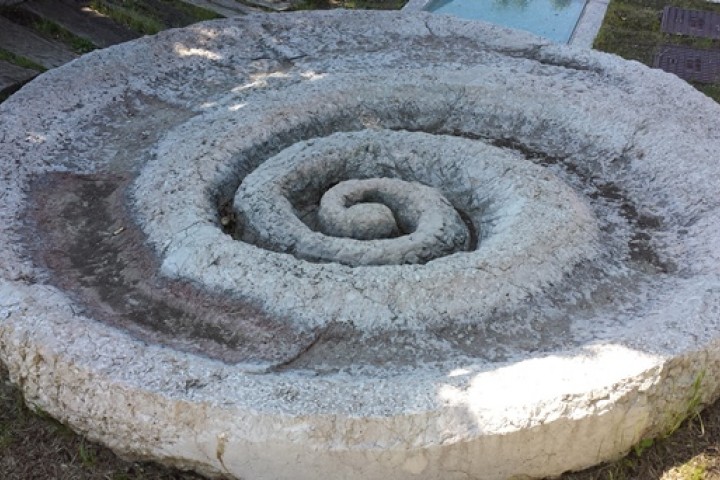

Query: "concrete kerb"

xmin=2 ymin=10 xmax=720 ymax=480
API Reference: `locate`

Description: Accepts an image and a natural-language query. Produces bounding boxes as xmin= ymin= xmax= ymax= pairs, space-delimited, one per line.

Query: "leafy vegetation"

xmin=0 ymin=7 xmax=96 ymax=54
xmin=88 ymin=0 xmax=220 ymax=35
xmin=89 ymin=1 xmax=165 ymax=35
xmin=31 ymin=18 xmax=97 ymax=54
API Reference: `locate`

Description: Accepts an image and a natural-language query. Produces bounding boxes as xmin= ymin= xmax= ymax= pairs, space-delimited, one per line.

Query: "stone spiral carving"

xmin=233 ymin=134 xmax=475 ymax=266
xmin=2 ymin=10 xmax=720 ymax=480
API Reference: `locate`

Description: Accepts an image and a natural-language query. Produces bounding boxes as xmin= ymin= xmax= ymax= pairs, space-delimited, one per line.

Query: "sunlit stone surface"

xmin=2 ymin=11 xmax=720 ymax=480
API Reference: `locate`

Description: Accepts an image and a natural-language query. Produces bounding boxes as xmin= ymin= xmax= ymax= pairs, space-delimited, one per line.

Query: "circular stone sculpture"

xmin=2 ymin=10 xmax=720 ymax=480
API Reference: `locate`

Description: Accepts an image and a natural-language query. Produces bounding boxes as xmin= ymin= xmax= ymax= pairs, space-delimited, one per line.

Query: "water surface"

xmin=426 ymin=0 xmax=587 ymax=43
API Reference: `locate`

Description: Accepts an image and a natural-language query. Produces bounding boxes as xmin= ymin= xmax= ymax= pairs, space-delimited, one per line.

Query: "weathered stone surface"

xmin=320 ymin=183 xmax=399 ymax=240
xmin=2 ymin=10 xmax=720 ymax=480
xmin=235 ymin=133 xmax=475 ymax=265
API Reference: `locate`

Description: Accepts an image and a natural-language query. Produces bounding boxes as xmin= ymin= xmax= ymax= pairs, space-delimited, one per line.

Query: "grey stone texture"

xmin=319 ymin=182 xmax=400 ymax=240
xmin=235 ymin=134 xmax=473 ymax=265
xmin=1 ymin=10 xmax=720 ymax=480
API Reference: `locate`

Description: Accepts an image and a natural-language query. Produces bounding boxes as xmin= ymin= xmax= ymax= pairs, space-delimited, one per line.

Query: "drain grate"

xmin=654 ymin=44 xmax=720 ymax=83
xmin=661 ymin=6 xmax=720 ymax=39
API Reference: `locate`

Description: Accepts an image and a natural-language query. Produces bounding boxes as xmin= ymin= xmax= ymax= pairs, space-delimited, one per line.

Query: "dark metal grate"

xmin=661 ymin=6 xmax=720 ymax=39
xmin=654 ymin=44 xmax=720 ymax=83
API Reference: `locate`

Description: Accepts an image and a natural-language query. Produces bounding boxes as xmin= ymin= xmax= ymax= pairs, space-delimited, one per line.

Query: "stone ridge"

xmin=238 ymin=170 xmax=471 ymax=265
xmin=0 ymin=10 xmax=720 ymax=480
xmin=146 ymin=128 xmax=597 ymax=331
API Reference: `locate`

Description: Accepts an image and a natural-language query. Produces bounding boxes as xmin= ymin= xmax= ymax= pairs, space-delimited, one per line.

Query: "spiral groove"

xmin=137 ymin=126 xmax=599 ymax=330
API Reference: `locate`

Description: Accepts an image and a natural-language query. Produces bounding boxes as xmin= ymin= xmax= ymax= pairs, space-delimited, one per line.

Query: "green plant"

xmin=670 ymin=457 xmax=708 ymax=480
xmin=78 ymin=441 xmax=97 ymax=467
xmin=169 ymin=0 xmax=223 ymax=21
xmin=89 ymin=0 xmax=164 ymax=35
xmin=0 ymin=426 xmax=13 ymax=450
xmin=632 ymin=437 xmax=654 ymax=457
xmin=0 ymin=48 xmax=45 ymax=72
xmin=666 ymin=370 xmax=706 ymax=438
xmin=32 ymin=18 xmax=96 ymax=54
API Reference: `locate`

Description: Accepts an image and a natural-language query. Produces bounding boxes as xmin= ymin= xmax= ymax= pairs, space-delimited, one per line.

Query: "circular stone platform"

xmin=2 ymin=10 xmax=720 ymax=480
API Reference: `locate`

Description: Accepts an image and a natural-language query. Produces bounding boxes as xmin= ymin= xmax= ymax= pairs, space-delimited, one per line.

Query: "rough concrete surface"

xmin=1 ymin=10 xmax=720 ymax=480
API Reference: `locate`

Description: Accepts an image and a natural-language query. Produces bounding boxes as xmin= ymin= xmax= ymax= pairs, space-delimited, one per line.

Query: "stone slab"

xmin=2 ymin=10 xmax=720 ymax=480
xmin=0 ymin=60 xmax=38 ymax=95
xmin=182 ymin=0 xmax=261 ymax=16
xmin=661 ymin=6 xmax=720 ymax=40
xmin=242 ymin=0 xmax=302 ymax=10
xmin=20 ymin=0 xmax=139 ymax=49
xmin=654 ymin=44 xmax=720 ymax=84
xmin=0 ymin=16 xmax=76 ymax=69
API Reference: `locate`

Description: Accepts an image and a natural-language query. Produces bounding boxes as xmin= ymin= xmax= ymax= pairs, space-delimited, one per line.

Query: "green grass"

xmin=32 ymin=18 xmax=97 ymax=54
xmin=0 ymin=7 xmax=97 ymax=54
xmin=89 ymin=0 xmax=165 ymax=35
xmin=593 ymin=0 xmax=720 ymax=102
xmin=291 ymin=0 xmax=407 ymax=10
xmin=88 ymin=0 xmax=221 ymax=35
xmin=0 ymin=48 xmax=45 ymax=72
xmin=163 ymin=0 xmax=223 ymax=21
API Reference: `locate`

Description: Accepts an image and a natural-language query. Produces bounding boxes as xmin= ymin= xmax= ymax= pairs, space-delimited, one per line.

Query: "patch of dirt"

xmin=563 ymin=407 xmax=720 ymax=480
xmin=0 ymin=362 xmax=216 ymax=480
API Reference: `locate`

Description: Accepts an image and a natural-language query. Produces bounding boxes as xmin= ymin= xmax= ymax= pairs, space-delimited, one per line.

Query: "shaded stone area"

xmin=20 ymin=0 xmax=139 ymax=48
xmin=183 ymin=0 xmax=262 ymax=16
xmin=25 ymin=172 xmax=317 ymax=368
xmin=0 ymin=16 xmax=76 ymax=69
xmin=0 ymin=60 xmax=37 ymax=97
